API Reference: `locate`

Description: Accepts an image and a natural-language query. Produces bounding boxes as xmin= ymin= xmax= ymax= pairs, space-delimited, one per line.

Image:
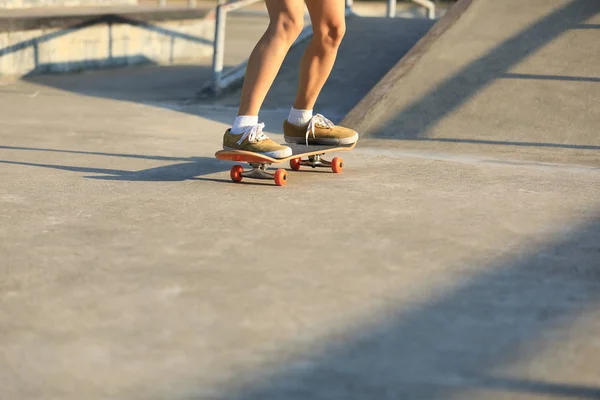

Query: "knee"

xmin=268 ymin=15 xmax=305 ymax=45
xmin=315 ymin=21 xmax=346 ymax=49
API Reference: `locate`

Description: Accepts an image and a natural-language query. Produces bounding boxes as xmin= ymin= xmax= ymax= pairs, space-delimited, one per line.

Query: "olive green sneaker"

xmin=283 ymin=114 xmax=359 ymax=146
xmin=223 ymin=123 xmax=292 ymax=159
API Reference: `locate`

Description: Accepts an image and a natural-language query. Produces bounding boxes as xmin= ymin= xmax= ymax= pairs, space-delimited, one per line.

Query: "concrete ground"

xmin=2 ymin=1 xmax=600 ymax=399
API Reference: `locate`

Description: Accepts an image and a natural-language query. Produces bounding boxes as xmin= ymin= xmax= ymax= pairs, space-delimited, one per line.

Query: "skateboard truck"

xmin=230 ymin=163 xmax=288 ymax=186
xmin=242 ymin=163 xmax=279 ymax=180
xmin=299 ymin=154 xmax=332 ymax=168
xmin=291 ymin=154 xmax=343 ymax=173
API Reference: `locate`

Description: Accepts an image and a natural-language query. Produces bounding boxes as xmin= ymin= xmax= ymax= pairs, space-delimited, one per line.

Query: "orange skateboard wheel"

xmin=331 ymin=157 xmax=343 ymax=173
xmin=274 ymin=169 xmax=287 ymax=186
xmin=230 ymin=165 xmax=244 ymax=183
xmin=290 ymin=158 xmax=301 ymax=171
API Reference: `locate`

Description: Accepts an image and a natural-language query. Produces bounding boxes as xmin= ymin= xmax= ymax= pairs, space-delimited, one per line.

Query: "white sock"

xmin=231 ymin=115 xmax=259 ymax=134
xmin=287 ymin=107 xmax=313 ymax=126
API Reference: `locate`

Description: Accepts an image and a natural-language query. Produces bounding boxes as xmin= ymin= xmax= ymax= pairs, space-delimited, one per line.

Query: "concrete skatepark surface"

xmin=1 ymin=1 xmax=600 ymax=399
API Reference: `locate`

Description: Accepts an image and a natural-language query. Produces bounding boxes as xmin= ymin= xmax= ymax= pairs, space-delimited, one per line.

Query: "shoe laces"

xmin=236 ymin=122 xmax=269 ymax=145
xmin=305 ymin=114 xmax=334 ymax=146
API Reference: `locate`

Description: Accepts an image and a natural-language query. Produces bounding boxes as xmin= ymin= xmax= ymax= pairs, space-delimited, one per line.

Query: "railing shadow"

xmin=400 ymin=137 xmax=600 ymax=151
xmin=573 ymin=23 xmax=600 ymax=28
xmin=0 ymin=145 xmax=195 ymax=162
xmin=502 ymin=72 xmax=600 ymax=83
xmin=468 ymin=376 xmax=600 ymax=398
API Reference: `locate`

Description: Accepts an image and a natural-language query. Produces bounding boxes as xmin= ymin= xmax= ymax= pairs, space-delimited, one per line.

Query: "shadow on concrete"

xmin=199 ymin=215 xmax=600 ymax=399
xmin=0 ymin=145 xmax=192 ymax=161
xmin=0 ymin=145 xmax=229 ymax=181
xmin=467 ymin=377 xmax=600 ymax=398
xmin=573 ymin=23 xmax=600 ymax=28
xmin=23 ymin=63 xmax=217 ymax=103
xmin=501 ymin=72 xmax=600 ymax=83
xmin=0 ymin=14 xmax=212 ymax=76
xmin=0 ymin=144 xmax=342 ymax=185
xmin=398 ymin=137 xmax=600 ymax=151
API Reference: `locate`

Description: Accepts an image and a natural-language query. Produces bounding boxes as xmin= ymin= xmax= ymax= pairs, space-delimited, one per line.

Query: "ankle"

xmin=287 ymin=107 xmax=313 ymax=126
xmin=231 ymin=115 xmax=258 ymax=134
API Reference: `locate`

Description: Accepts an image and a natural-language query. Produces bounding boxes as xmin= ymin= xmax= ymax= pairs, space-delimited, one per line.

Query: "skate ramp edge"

xmin=343 ymin=0 xmax=600 ymax=167
xmin=341 ymin=0 xmax=474 ymax=133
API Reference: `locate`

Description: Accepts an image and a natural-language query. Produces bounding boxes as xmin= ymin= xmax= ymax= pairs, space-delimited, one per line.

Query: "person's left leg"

xmin=283 ymin=0 xmax=358 ymax=145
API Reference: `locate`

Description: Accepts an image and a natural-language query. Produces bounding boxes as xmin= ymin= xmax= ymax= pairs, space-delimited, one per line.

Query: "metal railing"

xmin=208 ymin=0 xmax=323 ymax=94
xmin=211 ymin=0 xmax=264 ymax=93
xmin=155 ymin=0 xmax=435 ymax=19
xmin=388 ymin=0 xmax=437 ymax=19
xmin=158 ymin=0 xmax=197 ymax=8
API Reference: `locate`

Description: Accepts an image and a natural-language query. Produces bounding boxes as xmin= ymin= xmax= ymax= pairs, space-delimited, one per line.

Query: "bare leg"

xmin=237 ymin=0 xmax=305 ymax=117
xmin=293 ymin=0 xmax=346 ymax=110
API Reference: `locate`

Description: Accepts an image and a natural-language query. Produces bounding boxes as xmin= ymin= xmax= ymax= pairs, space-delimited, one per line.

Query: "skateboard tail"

xmin=215 ymin=152 xmax=273 ymax=163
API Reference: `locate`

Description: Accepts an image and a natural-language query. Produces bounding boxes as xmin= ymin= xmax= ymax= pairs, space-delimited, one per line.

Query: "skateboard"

xmin=215 ymin=142 xmax=356 ymax=186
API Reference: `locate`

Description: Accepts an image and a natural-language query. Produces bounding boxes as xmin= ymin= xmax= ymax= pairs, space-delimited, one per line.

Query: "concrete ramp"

xmin=344 ymin=0 xmax=600 ymax=165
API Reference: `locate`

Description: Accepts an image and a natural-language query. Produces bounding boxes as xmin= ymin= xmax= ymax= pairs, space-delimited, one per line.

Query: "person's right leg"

xmin=223 ymin=0 xmax=305 ymax=158
xmin=238 ymin=0 xmax=305 ymax=117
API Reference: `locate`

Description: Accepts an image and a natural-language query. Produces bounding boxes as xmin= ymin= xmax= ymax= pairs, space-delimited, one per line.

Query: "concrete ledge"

xmin=0 ymin=6 xmax=214 ymax=32
xmin=0 ymin=6 xmax=215 ymax=78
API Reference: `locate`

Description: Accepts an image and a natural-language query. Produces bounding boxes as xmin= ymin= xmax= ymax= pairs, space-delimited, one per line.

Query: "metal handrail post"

xmin=411 ymin=0 xmax=436 ymax=19
xmin=387 ymin=0 xmax=396 ymax=18
xmin=212 ymin=1 xmax=227 ymax=92
xmin=207 ymin=0 xmax=313 ymax=94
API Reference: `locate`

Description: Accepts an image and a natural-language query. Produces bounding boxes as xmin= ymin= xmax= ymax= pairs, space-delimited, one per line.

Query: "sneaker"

xmin=223 ymin=123 xmax=292 ymax=159
xmin=283 ymin=114 xmax=359 ymax=146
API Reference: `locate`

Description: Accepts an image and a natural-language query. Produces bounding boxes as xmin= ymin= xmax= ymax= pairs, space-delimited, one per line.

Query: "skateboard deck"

xmin=215 ymin=142 xmax=356 ymax=186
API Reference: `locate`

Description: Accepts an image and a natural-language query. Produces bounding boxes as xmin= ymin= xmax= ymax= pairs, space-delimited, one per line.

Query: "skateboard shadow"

xmin=0 ymin=145 xmax=229 ymax=182
xmin=86 ymin=159 xmax=225 ymax=182
xmin=0 ymin=144 xmax=343 ymax=184
xmin=291 ymin=168 xmax=335 ymax=174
